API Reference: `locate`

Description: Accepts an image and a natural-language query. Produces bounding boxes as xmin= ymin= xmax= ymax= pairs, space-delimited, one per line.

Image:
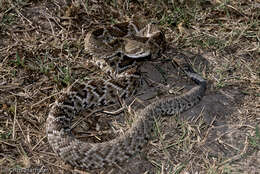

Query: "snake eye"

xmin=93 ymin=28 xmax=105 ymax=37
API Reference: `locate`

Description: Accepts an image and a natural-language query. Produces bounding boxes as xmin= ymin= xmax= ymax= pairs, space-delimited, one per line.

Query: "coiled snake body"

xmin=46 ymin=22 xmax=206 ymax=170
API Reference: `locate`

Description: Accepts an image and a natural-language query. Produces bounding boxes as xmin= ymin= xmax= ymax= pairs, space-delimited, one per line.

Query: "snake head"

xmin=123 ymin=39 xmax=151 ymax=58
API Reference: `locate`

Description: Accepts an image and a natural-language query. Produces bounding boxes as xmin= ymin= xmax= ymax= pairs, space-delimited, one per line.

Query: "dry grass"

xmin=0 ymin=0 xmax=259 ymax=173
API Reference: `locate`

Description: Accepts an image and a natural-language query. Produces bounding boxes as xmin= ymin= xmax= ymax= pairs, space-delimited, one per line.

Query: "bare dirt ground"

xmin=0 ymin=0 xmax=259 ymax=174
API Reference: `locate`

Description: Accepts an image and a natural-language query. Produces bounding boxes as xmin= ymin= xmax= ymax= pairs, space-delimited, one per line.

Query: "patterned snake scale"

xmin=46 ymin=22 xmax=207 ymax=171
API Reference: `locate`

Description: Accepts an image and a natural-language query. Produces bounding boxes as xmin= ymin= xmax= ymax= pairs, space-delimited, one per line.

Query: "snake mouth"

xmin=124 ymin=50 xmax=151 ymax=59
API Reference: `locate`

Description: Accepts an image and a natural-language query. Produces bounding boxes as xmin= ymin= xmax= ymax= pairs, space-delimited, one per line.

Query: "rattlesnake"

xmin=46 ymin=22 xmax=206 ymax=170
